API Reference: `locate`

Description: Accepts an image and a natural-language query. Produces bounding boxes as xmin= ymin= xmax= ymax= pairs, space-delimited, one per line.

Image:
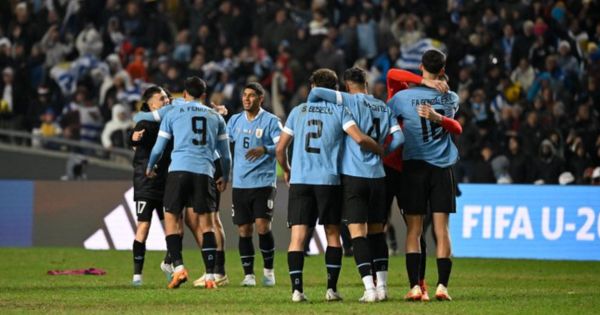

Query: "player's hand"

xmin=211 ymin=102 xmax=228 ymax=116
xmin=216 ymin=177 xmax=228 ymax=192
xmin=417 ymin=104 xmax=443 ymax=123
xmin=375 ymin=144 xmax=385 ymax=157
xmin=422 ymin=78 xmax=449 ymax=93
xmin=245 ymin=146 xmax=266 ymax=161
xmin=145 ymin=168 xmax=157 ymax=178
xmin=283 ymin=170 xmax=291 ymax=186
xmin=132 ymin=129 xmax=145 ymax=141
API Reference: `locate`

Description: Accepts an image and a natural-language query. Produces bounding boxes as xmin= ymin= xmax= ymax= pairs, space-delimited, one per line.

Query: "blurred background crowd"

xmin=0 ymin=0 xmax=599 ymax=184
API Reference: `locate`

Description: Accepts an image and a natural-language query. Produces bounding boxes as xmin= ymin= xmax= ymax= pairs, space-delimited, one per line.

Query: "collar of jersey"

xmin=244 ymin=107 xmax=264 ymax=122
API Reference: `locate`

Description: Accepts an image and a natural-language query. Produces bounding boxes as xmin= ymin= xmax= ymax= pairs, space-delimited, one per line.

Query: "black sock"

xmin=133 ymin=240 xmax=146 ymax=274
xmin=368 ymin=233 xmax=388 ymax=275
xmin=406 ymin=253 xmax=421 ymax=288
xmin=239 ymin=236 xmax=255 ymax=275
xmin=387 ymin=224 xmax=398 ymax=252
xmin=259 ymin=231 xmax=275 ymax=269
xmin=215 ymin=250 xmax=226 ymax=275
xmin=325 ymin=246 xmax=342 ymax=291
xmin=419 ymin=236 xmax=427 ymax=283
xmin=202 ymin=232 xmax=217 ymax=274
xmin=351 ymin=237 xmax=372 ymax=278
xmin=437 ymin=258 xmax=452 ymax=287
xmin=288 ymin=251 xmax=304 ymax=293
xmin=166 ymin=234 xmax=183 ymax=267
xmin=163 ymin=251 xmax=172 ymax=265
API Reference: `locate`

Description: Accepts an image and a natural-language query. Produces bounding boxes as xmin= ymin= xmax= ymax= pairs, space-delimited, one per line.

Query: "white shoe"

xmin=435 ymin=284 xmax=452 ymax=301
xmin=325 ymin=288 xmax=343 ymax=301
xmin=240 ymin=274 xmax=256 ymax=287
xmin=160 ymin=261 xmax=173 ymax=283
xmin=292 ymin=290 xmax=307 ymax=302
xmin=132 ymin=274 xmax=143 ymax=286
xmin=193 ymin=273 xmax=207 ymax=287
xmin=376 ymin=285 xmax=388 ymax=301
xmin=359 ymin=288 xmax=378 ymax=303
xmin=262 ymin=269 xmax=275 ymax=286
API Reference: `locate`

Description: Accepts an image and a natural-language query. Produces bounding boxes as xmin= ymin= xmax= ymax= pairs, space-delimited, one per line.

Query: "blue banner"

xmin=452 ymin=184 xmax=600 ymax=261
xmin=0 ymin=181 xmax=33 ymax=246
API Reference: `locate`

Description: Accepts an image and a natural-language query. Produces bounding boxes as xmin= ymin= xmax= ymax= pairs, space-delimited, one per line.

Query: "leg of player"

xmin=288 ymin=225 xmax=308 ymax=302
xmin=165 ymin=211 xmax=188 ymax=289
xmin=367 ymin=223 xmax=389 ymax=301
xmin=238 ymin=223 xmax=256 ymax=286
xmin=348 ymin=223 xmax=378 ymax=303
xmin=404 ymin=214 xmax=424 ymax=301
xmin=212 ymin=212 xmax=229 ymax=285
xmin=256 ymin=218 xmax=275 ymax=286
xmin=324 ymin=224 xmax=343 ymax=301
xmin=433 ymin=213 xmax=452 ymax=301
xmin=186 ymin=207 xmax=211 ymax=288
xmin=198 ymin=212 xmax=218 ymax=288
xmin=132 ymin=221 xmax=150 ymax=286
xmin=420 ymin=213 xmax=433 ymax=301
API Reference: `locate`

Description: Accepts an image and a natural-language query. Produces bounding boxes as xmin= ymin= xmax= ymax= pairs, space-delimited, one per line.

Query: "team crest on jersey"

xmin=255 ymin=128 xmax=263 ymax=138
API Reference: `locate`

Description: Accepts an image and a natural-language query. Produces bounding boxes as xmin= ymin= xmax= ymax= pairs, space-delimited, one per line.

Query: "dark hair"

xmin=309 ymin=68 xmax=338 ymax=90
xmin=184 ymin=76 xmax=206 ymax=98
xmin=141 ymin=86 xmax=163 ymax=112
xmin=422 ymin=49 xmax=446 ymax=74
xmin=244 ymin=82 xmax=266 ymax=97
xmin=343 ymin=67 xmax=367 ymax=86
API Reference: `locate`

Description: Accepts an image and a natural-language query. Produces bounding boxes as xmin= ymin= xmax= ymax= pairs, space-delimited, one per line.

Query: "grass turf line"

xmin=0 ymin=248 xmax=599 ymax=314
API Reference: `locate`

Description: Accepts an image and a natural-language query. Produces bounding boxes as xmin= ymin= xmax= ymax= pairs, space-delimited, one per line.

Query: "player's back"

xmin=162 ymin=100 xmax=226 ymax=177
xmin=286 ymin=101 xmax=349 ymax=185
xmin=342 ymin=93 xmax=393 ymax=178
xmin=389 ymin=86 xmax=459 ymax=167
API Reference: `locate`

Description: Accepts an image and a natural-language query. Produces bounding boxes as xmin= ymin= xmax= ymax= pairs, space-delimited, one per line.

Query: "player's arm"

xmin=146 ymin=114 xmax=173 ymax=176
xmin=246 ymin=118 xmax=281 ymax=161
xmin=307 ymin=87 xmax=346 ymax=105
xmin=130 ymin=121 xmax=146 ymax=148
xmin=386 ymin=126 xmax=405 ymax=154
xmin=133 ymin=105 xmax=171 ymax=123
xmin=386 ymin=69 xmax=449 ymax=93
xmin=416 ymin=104 xmax=463 ymax=135
xmin=216 ymin=117 xmax=232 ymax=192
xmin=276 ymin=111 xmax=295 ymax=185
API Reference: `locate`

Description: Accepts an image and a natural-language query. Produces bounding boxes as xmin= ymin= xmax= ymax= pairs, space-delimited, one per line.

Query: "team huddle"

xmin=129 ymin=49 xmax=461 ymax=303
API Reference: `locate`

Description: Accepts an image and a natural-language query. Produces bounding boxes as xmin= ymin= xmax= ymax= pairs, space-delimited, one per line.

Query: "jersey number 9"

xmin=191 ymin=116 xmax=207 ymax=145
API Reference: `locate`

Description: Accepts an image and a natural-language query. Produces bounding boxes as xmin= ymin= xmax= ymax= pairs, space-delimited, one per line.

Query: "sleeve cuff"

xmin=152 ymin=110 xmax=161 ymax=122
xmin=158 ymin=130 xmax=171 ymax=139
xmin=282 ymin=126 xmax=294 ymax=136
xmin=335 ymin=91 xmax=342 ymax=105
xmin=390 ymin=125 xmax=402 ymax=133
xmin=218 ymin=133 xmax=229 ymax=141
xmin=342 ymin=120 xmax=356 ymax=131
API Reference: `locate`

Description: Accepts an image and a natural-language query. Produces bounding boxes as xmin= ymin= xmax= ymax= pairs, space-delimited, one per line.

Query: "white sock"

xmin=205 ymin=273 xmax=215 ymax=281
xmin=362 ymin=275 xmax=375 ymax=291
xmin=264 ymin=268 xmax=274 ymax=276
xmin=174 ymin=265 xmax=185 ymax=272
xmin=133 ymin=274 xmax=142 ymax=281
xmin=376 ymin=271 xmax=388 ymax=288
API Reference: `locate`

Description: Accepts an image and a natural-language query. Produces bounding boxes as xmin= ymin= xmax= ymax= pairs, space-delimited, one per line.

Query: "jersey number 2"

xmin=191 ymin=117 xmax=207 ymax=145
xmin=304 ymin=119 xmax=323 ymax=154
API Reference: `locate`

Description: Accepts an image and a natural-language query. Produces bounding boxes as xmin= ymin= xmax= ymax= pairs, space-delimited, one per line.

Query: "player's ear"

xmin=439 ymin=67 xmax=446 ymax=76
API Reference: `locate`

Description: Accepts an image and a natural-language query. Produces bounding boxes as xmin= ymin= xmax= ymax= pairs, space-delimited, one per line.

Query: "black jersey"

xmin=131 ymin=119 xmax=172 ymax=201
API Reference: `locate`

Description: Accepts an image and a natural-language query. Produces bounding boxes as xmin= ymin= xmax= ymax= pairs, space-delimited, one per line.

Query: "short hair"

xmin=141 ymin=86 xmax=163 ymax=112
xmin=184 ymin=76 xmax=206 ymax=98
xmin=343 ymin=67 xmax=367 ymax=86
xmin=422 ymin=49 xmax=446 ymax=74
xmin=309 ymin=68 xmax=338 ymax=90
xmin=244 ymin=82 xmax=266 ymax=97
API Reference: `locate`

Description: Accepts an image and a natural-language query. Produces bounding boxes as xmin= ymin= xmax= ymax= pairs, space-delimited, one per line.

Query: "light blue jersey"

xmin=283 ymin=101 xmax=356 ymax=185
xmin=307 ymin=88 xmax=401 ymax=178
xmin=227 ymin=108 xmax=282 ymax=188
xmin=388 ymin=87 xmax=459 ymax=167
xmin=147 ymin=100 xmax=231 ymax=179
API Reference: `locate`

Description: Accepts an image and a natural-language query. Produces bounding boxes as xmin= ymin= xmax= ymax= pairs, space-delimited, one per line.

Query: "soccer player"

xmin=226 ymin=82 xmax=281 ymax=287
xmin=129 ymin=86 xmax=172 ymax=286
xmin=388 ymin=49 xmax=459 ymax=301
xmin=302 ymin=67 xmax=404 ymax=302
xmin=276 ymin=68 xmax=386 ymax=302
xmin=134 ymin=93 xmax=230 ymax=285
xmin=146 ymin=77 xmax=231 ymax=289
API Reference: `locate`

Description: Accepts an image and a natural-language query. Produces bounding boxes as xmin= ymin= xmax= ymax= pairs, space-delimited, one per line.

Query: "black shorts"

xmin=287 ymin=184 xmax=342 ymax=228
xmin=342 ymin=175 xmax=387 ymax=224
xmin=384 ymin=165 xmax=403 ymax=218
xmin=401 ymin=160 xmax=456 ymax=215
xmin=214 ymin=158 xmax=222 ymax=211
xmin=134 ymin=199 xmax=164 ymax=222
xmin=163 ymin=171 xmax=217 ymax=215
xmin=232 ymin=187 xmax=276 ymax=225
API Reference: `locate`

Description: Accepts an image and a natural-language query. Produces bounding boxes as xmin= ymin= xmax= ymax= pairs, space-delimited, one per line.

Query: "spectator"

xmin=101 ymin=104 xmax=133 ymax=149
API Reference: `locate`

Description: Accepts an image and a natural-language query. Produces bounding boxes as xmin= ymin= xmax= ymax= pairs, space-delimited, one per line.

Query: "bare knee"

xmin=238 ymin=224 xmax=253 ymax=237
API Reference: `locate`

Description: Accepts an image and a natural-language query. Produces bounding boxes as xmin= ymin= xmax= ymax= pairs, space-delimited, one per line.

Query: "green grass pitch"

xmin=1 ymin=248 xmax=599 ymax=314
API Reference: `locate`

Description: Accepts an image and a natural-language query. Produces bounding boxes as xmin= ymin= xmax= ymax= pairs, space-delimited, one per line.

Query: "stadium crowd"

xmin=0 ymin=0 xmax=599 ymax=185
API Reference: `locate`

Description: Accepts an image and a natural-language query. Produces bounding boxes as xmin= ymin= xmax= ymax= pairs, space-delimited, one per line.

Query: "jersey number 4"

xmin=304 ymin=119 xmax=323 ymax=154
xmin=420 ymin=109 xmax=446 ymax=142
xmin=191 ymin=117 xmax=207 ymax=145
